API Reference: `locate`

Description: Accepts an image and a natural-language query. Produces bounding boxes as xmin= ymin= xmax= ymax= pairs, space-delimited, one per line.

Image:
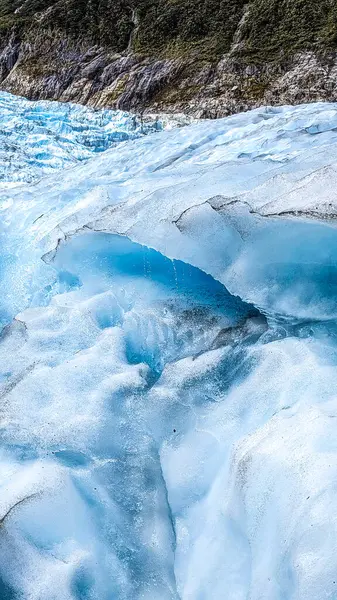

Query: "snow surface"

xmin=1 ymin=94 xmax=337 ymax=599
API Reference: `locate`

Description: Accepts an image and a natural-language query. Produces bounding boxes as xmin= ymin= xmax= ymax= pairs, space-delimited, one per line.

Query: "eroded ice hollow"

xmin=2 ymin=95 xmax=337 ymax=599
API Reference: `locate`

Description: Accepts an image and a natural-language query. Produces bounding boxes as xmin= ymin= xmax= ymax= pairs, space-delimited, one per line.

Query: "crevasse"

xmin=1 ymin=93 xmax=337 ymax=600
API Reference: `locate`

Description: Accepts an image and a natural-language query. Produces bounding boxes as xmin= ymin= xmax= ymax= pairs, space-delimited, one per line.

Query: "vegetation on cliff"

xmin=1 ymin=0 xmax=337 ymax=61
xmin=1 ymin=0 xmax=337 ymax=116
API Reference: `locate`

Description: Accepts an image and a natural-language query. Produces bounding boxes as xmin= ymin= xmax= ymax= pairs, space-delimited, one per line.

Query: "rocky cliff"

xmin=1 ymin=0 xmax=337 ymax=116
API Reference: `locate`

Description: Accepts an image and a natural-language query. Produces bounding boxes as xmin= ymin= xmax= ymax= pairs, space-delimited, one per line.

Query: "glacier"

xmin=0 ymin=92 xmax=167 ymax=185
xmin=1 ymin=93 xmax=337 ymax=599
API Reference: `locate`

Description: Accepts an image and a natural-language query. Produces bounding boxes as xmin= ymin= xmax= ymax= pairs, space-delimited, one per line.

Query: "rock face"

xmin=1 ymin=0 xmax=337 ymax=116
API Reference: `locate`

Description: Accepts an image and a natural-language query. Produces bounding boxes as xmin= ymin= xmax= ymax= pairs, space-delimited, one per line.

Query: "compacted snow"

xmin=1 ymin=93 xmax=337 ymax=600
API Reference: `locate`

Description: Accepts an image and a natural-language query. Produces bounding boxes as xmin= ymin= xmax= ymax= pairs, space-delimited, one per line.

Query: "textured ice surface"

xmin=0 ymin=92 xmax=166 ymax=184
xmin=2 ymin=98 xmax=337 ymax=599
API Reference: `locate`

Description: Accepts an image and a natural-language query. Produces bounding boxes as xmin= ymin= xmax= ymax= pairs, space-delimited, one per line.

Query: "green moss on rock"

xmin=103 ymin=74 xmax=129 ymax=104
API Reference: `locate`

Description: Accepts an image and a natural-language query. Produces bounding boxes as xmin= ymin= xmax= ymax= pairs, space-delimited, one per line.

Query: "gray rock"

xmin=1 ymin=31 xmax=337 ymax=117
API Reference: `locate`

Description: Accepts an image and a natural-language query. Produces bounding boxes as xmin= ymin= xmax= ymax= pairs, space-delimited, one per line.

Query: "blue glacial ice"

xmin=2 ymin=93 xmax=337 ymax=599
xmin=0 ymin=92 xmax=166 ymax=184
